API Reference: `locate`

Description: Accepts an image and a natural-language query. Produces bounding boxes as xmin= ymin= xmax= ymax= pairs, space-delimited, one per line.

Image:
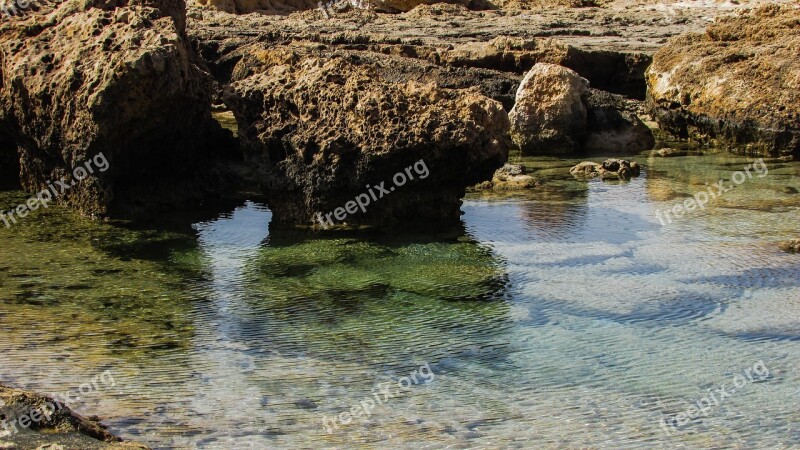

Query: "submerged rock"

xmin=654 ymin=148 xmax=690 ymax=157
xmin=509 ymin=63 xmax=589 ymax=156
xmin=224 ymin=46 xmax=509 ymax=228
xmin=646 ymin=5 xmax=800 ymax=157
xmin=570 ymin=158 xmax=641 ymax=180
xmin=0 ymin=0 xmax=232 ymax=217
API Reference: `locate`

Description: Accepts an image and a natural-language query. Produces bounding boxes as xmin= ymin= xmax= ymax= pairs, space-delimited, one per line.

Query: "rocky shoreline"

xmin=0 ymin=0 xmax=797 ymax=229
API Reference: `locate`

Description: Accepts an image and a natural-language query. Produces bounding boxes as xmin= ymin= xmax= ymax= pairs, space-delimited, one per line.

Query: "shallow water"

xmin=1 ymin=151 xmax=799 ymax=449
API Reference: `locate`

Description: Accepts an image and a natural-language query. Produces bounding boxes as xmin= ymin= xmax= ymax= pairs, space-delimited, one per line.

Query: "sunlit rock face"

xmin=647 ymin=5 xmax=800 ymax=158
xmin=0 ymin=0 xmax=230 ymax=217
xmin=224 ymin=45 xmax=510 ymax=229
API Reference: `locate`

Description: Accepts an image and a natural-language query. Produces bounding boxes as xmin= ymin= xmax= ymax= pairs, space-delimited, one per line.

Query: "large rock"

xmin=646 ymin=5 xmax=800 ymax=157
xmin=224 ymin=45 xmax=509 ymax=228
xmin=187 ymin=0 xmax=468 ymax=14
xmin=584 ymin=90 xmax=654 ymax=154
xmin=0 ymin=0 xmax=229 ymax=216
xmin=508 ymin=63 xmax=589 ymax=155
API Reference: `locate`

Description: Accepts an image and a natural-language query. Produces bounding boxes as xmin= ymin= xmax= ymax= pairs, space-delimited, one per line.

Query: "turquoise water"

xmin=1 ymin=152 xmax=799 ymax=449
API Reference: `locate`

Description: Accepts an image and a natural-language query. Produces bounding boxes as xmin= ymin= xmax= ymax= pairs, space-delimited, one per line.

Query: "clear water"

xmin=1 ymin=151 xmax=799 ymax=449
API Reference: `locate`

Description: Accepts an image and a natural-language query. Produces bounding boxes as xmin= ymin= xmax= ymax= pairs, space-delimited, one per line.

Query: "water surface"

xmin=1 ymin=151 xmax=799 ymax=449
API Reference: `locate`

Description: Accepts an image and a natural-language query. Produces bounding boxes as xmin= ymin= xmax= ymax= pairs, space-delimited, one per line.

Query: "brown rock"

xmin=0 ymin=0 xmax=231 ymax=217
xmin=570 ymin=158 xmax=641 ymax=180
xmin=779 ymin=240 xmax=800 ymax=254
xmin=224 ymin=45 xmax=510 ymax=228
xmin=646 ymin=5 xmax=800 ymax=157
xmin=509 ymin=63 xmax=589 ymax=155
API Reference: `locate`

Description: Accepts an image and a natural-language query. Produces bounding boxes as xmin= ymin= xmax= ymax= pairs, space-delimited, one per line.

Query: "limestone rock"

xmin=224 ymin=45 xmax=510 ymax=228
xmin=509 ymin=63 xmax=589 ymax=155
xmin=471 ymin=163 xmax=538 ymax=191
xmin=0 ymin=0 xmax=230 ymax=217
xmin=779 ymin=240 xmax=800 ymax=254
xmin=584 ymin=90 xmax=654 ymax=154
xmin=646 ymin=5 xmax=800 ymax=157
xmin=570 ymin=158 xmax=641 ymax=180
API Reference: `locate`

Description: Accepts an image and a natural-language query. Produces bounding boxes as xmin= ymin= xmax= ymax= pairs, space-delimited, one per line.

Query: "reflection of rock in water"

xmin=520 ymin=186 xmax=589 ymax=240
xmin=232 ymin=224 xmax=513 ymax=368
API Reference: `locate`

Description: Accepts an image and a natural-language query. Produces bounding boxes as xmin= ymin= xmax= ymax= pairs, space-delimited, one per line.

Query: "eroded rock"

xmin=570 ymin=158 xmax=641 ymax=180
xmin=779 ymin=240 xmax=800 ymax=254
xmin=509 ymin=63 xmax=589 ymax=155
xmin=471 ymin=163 xmax=539 ymax=190
xmin=646 ymin=5 xmax=800 ymax=157
xmin=224 ymin=45 xmax=510 ymax=228
xmin=0 ymin=0 xmax=231 ymax=217
xmin=584 ymin=89 xmax=654 ymax=154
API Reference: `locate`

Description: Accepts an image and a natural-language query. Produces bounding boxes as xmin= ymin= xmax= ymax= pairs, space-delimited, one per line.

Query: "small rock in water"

xmin=654 ymin=148 xmax=689 ymax=157
xmin=471 ymin=163 xmax=539 ymax=191
xmin=294 ymin=399 xmax=318 ymax=409
xmin=570 ymin=159 xmax=641 ymax=181
xmin=779 ymin=240 xmax=800 ymax=254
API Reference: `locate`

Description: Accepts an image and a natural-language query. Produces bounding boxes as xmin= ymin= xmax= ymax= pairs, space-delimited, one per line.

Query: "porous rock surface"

xmin=0 ymin=0 xmax=229 ymax=217
xmin=224 ymin=45 xmax=510 ymax=228
xmin=646 ymin=4 xmax=800 ymax=157
xmin=509 ymin=63 xmax=590 ymax=155
xmin=570 ymin=158 xmax=641 ymax=180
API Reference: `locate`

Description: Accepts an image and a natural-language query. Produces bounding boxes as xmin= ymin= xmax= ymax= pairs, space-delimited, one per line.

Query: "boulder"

xmin=223 ymin=45 xmax=509 ymax=228
xmin=0 ymin=0 xmax=230 ymax=217
xmin=570 ymin=158 xmax=641 ymax=180
xmin=654 ymin=148 xmax=689 ymax=157
xmin=584 ymin=90 xmax=654 ymax=154
xmin=509 ymin=63 xmax=589 ymax=155
xmin=646 ymin=5 xmax=800 ymax=157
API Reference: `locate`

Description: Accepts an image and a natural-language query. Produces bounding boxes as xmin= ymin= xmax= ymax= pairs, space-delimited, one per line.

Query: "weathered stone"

xmin=224 ymin=45 xmax=509 ymax=228
xmin=646 ymin=5 xmax=800 ymax=157
xmin=570 ymin=158 xmax=640 ymax=180
xmin=509 ymin=63 xmax=589 ymax=155
xmin=470 ymin=163 xmax=538 ymax=191
xmin=654 ymin=147 xmax=689 ymax=157
xmin=584 ymin=89 xmax=654 ymax=154
xmin=779 ymin=240 xmax=800 ymax=254
xmin=0 ymin=0 xmax=233 ymax=217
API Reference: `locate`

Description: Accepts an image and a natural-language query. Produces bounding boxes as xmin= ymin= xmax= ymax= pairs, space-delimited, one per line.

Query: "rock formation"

xmin=570 ymin=158 xmax=641 ymax=180
xmin=0 ymin=0 xmax=232 ymax=217
xmin=584 ymin=89 xmax=654 ymax=154
xmin=646 ymin=4 xmax=800 ymax=157
xmin=471 ymin=163 xmax=538 ymax=191
xmin=509 ymin=63 xmax=590 ymax=155
xmin=224 ymin=45 xmax=510 ymax=228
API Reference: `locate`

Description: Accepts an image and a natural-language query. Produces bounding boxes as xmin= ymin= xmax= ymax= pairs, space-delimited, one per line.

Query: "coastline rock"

xmin=224 ymin=46 xmax=509 ymax=228
xmin=654 ymin=148 xmax=690 ymax=157
xmin=471 ymin=163 xmax=538 ymax=191
xmin=646 ymin=5 xmax=800 ymax=157
xmin=0 ymin=384 xmax=149 ymax=449
xmin=584 ymin=89 xmax=654 ymax=154
xmin=0 ymin=0 xmax=231 ymax=217
xmin=509 ymin=63 xmax=589 ymax=155
xmin=570 ymin=158 xmax=640 ymax=180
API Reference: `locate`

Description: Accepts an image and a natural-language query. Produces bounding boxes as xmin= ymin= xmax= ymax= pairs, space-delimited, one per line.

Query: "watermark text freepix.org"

xmin=0 ymin=369 xmax=116 ymax=438
xmin=655 ymin=158 xmax=768 ymax=226
xmin=1 ymin=0 xmax=38 ymax=19
xmin=0 ymin=152 xmax=109 ymax=228
xmin=315 ymin=159 xmax=429 ymax=229
xmin=660 ymin=360 xmax=770 ymax=435
xmin=321 ymin=363 xmax=435 ymax=433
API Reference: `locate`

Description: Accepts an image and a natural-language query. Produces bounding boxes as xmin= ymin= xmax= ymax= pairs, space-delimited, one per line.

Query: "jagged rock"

xmin=509 ymin=63 xmax=589 ymax=155
xmin=224 ymin=45 xmax=509 ymax=228
xmin=0 ymin=0 xmax=231 ymax=217
xmin=570 ymin=158 xmax=640 ymax=180
xmin=646 ymin=5 xmax=800 ymax=157
xmin=442 ymin=37 xmax=651 ymax=98
xmin=0 ymin=385 xmax=149 ymax=449
xmin=779 ymin=240 xmax=800 ymax=254
xmin=584 ymin=90 xmax=654 ymax=154
xmin=471 ymin=163 xmax=538 ymax=190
